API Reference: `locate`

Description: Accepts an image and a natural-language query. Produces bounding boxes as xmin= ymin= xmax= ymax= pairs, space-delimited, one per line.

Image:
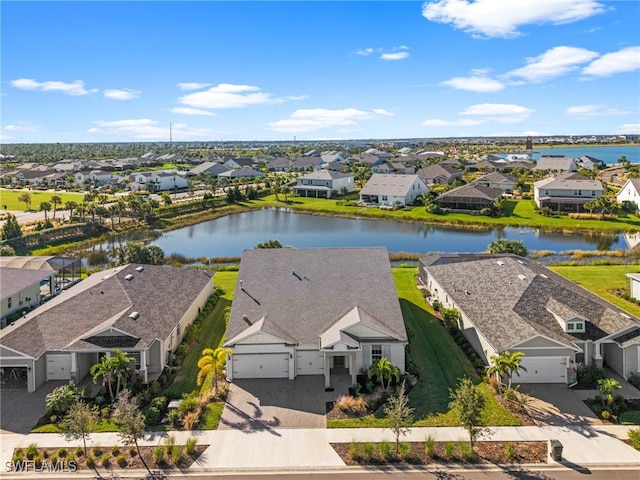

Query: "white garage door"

xmin=232 ymin=353 xmax=289 ymax=379
xmin=47 ymin=354 xmax=72 ymax=380
xmin=516 ymin=357 xmax=567 ymax=384
xmin=296 ymin=351 xmax=324 ymax=375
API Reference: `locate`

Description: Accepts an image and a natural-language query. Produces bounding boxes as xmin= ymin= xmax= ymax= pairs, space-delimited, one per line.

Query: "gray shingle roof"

xmin=360 ymin=174 xmax=423 ymax=197
xmin=225 ymin=248 xmax=407 ymax=347
xmin=421 ymin=254 xmax=639 ymax=352
xmin=435 ymin=184 xmax=503 ymax=202
xmin=1 ymin=268 xmax=54 ymax=300
xmin=0 ymin=264 xmax=212 ymax=358
xmin=533 ymin=173 xmax=603 ymax=191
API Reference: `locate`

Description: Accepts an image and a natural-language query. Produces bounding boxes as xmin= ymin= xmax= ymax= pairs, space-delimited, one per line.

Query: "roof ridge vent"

xmin=125 ymin=274 xmax=134 ymax=281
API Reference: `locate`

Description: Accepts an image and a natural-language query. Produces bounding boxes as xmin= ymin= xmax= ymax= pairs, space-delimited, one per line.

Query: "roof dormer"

xmin=545 ymin=298 xmax=588 ymax=334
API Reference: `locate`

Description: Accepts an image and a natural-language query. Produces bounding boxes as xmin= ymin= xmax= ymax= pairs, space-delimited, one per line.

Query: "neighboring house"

xmin=0 ymin=268 xmax=53 ymax=326
xmin=293 ymin=170 xmax=354 ymax=199
xmin=224 ymin=157 xmax=255 ymax=169
xmin=128 ymin=171 xmax=188 ymax=191
xmin=616 ymin=179 xmax=640 ymax=209
xmin=577 ymin=156 xmax=605 ymax=171
xmin=293 ymin=156 xmax=324 ymax=172
xmin=268 ymin=157 xmax=293 ymax=172
xmin=217 ymin=167 xmax=265 ymax=181
xmin=472 ymin=172 xmax=517 ymax=193
xmin=627 ymin=273 xmax=640 ymax=301
xmin=224 ymin=248 xmax=407 ymax=387
xmin=371 ymin=162 xmax=396 ymax=174
xmin=534 ymin=156 xmax=578 ymax=173
xmin=0 ymin=256 xmax=82 ymax=295
xmin=420 ymin=253 xmax=640 ymax=383
xmin=434 ymin=184 xmax=503 ymax=211
xmin=0 ymin=264 xmax=213 ymax=392
xmin=533 ymin=173 xmax=603 ymax=211
xmin=390 ymin=162 xmax=415 ymax=175
xmin=321 ymin=152 xmax=344 ymax=164
xmin=359 ymin=174 xmax=429 ymax=206
xmin=185 ymin=162 xmax=231 ymax=178
xmin=75 ymin=170 xmax=119 ymax=186
xmin=416 ymin=164 xmax=462 ymax=185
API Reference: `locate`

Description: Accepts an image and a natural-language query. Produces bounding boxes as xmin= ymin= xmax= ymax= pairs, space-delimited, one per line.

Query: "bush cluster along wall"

xmin=1 ymin=223 xmax=104 ymax=249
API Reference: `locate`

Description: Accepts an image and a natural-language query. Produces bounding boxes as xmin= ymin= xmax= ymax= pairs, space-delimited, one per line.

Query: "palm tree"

xmin=597 ymin=378 xmax=622 ymax=407
xmin=65 ymin=200 xmax=78 ymax=220
xmin=90 ymin=356 xmax=116 ymax=402
xmin=197 ymin=347 xmax=232 ymax=394
xmin=501 ymin=351 xmax=527 ymax=387
xmin=110 ymin=349 xmax=135 ymax=396
xmin=50 ymin=195 xmax=62 ymax=219
xmin=368 ymin=358 xmax=400 ymax=392
xmin=487 ymin=353 xmax=508 ymax=394
xmin=39 ymin=201 xmax=52 ymax=221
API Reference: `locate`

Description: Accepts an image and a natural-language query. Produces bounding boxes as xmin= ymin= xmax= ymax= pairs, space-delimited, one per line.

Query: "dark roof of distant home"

xmin=0 ymin=264 xmax=212 ymax=358
xmin=0 ymin=267 xmax=55 ymax=301
xmin=472 ymin=172 xmax=517 ymax=183
xmin=435 ymin=184 xmax=503 ymax=202
xmin=421 ymin=254 xmax=639 ymax=352
xmin=297 ymin=170 xmax=353 ymax=181
xmin=416 ymin=164 xmax=460 ymax=180
xmin=224 ymin=248 xmax=407 ymax=347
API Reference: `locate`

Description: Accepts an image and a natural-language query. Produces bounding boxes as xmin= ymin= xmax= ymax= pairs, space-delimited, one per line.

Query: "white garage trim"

xmin=231 ymin=353 xmax=289 ymax=379
xmin=515 ymin=356 xmax=568 ymax=384
xmin=47 ymin=353 xmax=72 ymax=381
xmin=296 ymin=351 xmax=324 ymax=375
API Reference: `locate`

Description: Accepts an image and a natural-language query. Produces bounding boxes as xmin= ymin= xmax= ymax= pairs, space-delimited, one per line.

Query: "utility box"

xmin=549 ymin=440 xmax=563 ymax=461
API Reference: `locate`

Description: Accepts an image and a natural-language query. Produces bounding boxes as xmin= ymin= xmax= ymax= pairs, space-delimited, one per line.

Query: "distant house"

xmin=218 ymin=167 xmax=265 ymax=181
xmin=129 ymin=171 xmax=188 ymax=191
xmin=434 ymin=184 xmax=503 ymax=211
xmin=627 ymin=273 xmax=640 ymax=301
xmin=533 ymin=173 xmax=603 ymax=211
xmin=224 ymin=248 xmax=407 ymax=387
xmin=577 ymin=156 xmax=605 ymax=171
xmin=293 ymin=156 xmax=324 ymax=172
xmin=185 ymin=162 xmax=231 ymax=178
xmin=371 ymin=161 xmax=396 ymax=174
xmin=224 ymin=157 xmax=255 ymax=170
xmin=320 ymin=152 xmax=344 ymax=164
xmin=1 ymin=268 xmax=53 ymax=326
xmin=472 ymin=172 xmax=517 ymax=193
xmin=416 ymin=164 xmax=462 ymax=185
xmin=616 ymin=179 xmax=640 ymax=209
xmin=0 ymin=264 xmax=213 ymax=392
xmin=268 ymin=157 xmax=293 ymax=172
xmin=359 ymin=174 xmax=429 ymax=206
xmin=420 ymin=254 xmax=640 ymax=383
xmin=293 ymin=170 xmax=354 ymax=199
xmin=534 ymin=156 xmax=578 ymax=173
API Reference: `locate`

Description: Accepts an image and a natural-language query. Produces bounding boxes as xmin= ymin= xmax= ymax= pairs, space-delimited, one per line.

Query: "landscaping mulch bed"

xmin=9 ymin=446 xmax=206 ymax=472
xmin=331 ymin=441 xmax=547 ymax=465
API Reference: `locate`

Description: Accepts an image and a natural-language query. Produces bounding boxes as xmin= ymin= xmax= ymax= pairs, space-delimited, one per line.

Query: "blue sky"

xmin=2 ymin=0 xmax=639 ymax=143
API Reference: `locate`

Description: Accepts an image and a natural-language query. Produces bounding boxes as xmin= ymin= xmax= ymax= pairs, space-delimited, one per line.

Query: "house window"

xmin=545 ymin=190 xmax=549 ymax=196
xmin=381 ymin=195 xmax=388 ymax=202
xmin=7 ymin=297 xmax=11 ymax=309
xmin=592 ymin=191 xmax=596 ymax=196
xmin=567 ymin=323 xmax=575 ymax=331
xmin=371 ymin=345 xmax=382 ymax=363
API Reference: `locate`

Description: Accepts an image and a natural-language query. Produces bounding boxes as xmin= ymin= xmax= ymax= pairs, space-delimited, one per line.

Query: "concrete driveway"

xmin=0 ymin=381 xmax=66 ymax=434
xmin=220 ymin=375 xmax=350 ymax=431
xmin=518 ymin=383 xmax=602 ymax=426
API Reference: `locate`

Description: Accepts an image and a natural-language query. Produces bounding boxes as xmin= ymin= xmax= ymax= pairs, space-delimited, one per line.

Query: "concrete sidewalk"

xmin=1 ymin=425 xmax=639 ymax=471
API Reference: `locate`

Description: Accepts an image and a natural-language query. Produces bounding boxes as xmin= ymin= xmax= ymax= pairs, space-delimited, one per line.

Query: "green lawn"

xmin=245 ymin=195 xmax=640 ymax=233
xmin=0 ymin=189 xmax=89 ymax=211
xmin=164 ymin=271 xmax=237 ymax=398
xmin=550 ymin=265 xmax=640 ymax=317
xmin=327 ymin=268 xmax=520 ymax=428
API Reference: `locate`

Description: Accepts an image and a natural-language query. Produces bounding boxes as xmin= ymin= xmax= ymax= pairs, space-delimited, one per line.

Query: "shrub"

xmin=363 ymin=442 xmax=375 ymax=461
xmin=170 ymin=445 xmax=183 ymax=464
xmin=144 ymin=396 xmax=168 ymax=426
xmin=379 ymin=440 xmax=393 ymax=460
xmin=25 ymin=443 xmax=39 ymax=460
xmin=620 ymin=411 xmax=640 ymax=425
xmin=444 ymin=441 xmax=455 ymax=459
xmin=49 ymin=454 xmax=58 ymax=465
xmin=628 ymin=372 xmax=640 ymax=390
xmin=182 ymin=411 xmax=200 ymax=430
xmin=45 ymin=383 xmax=79 ymax=416
xmin=56 ymin=447 xmax=67 ymax=458
xmin=86 ymin=454 xmax=96 ymax=469
xmin=100 ymin=453 xmax=110 ymax=467
xmin=185 ymin=437 xmax=197 ymax=456
xmin=92 ymin=447 xmax=103 ymax=456
xmin=111 ymin=446 xmax=120 ymax=456
xmin=153 ymin=445 xmax=165 ymax=465
xmin=348 ymin=441 xmax=361 ymax=460
xmin=505 ymin=442 xmax=518 ymax=461
xmin=32 ymin=455 xmax=42 ymax=468
xmin=425 ymin=435 xmax=436 ymax=458
xmin=334 ymin=395 xmax=368 ymax=414
xmin=116 ymin=454 xmax=127 ymax=467
xmin=577 ymin=364 xmax=605 ymax=388
xmin=164 ymin=435 xmax=176 ymax=455
xmin=129 ymin=446 xmax=137 ymax=457
xmin=629 ymin=428 xmax=640 ymax=450
xmin=12 ymin=452 xmax=24 ymax=463
xmin=73 ymin=446 xmax=83 ymax=458
xmin=398 ymin=442 xmax=411 ymax=460
xmin=457 ymin=441 xmax=474 ymax=461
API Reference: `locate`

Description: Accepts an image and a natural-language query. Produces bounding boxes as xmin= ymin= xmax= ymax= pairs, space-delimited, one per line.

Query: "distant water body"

xmin=531 ymin=145 xmax=640 ymax=165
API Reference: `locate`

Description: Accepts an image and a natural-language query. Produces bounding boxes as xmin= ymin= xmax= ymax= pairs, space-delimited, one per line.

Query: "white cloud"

xmin=4 ymin=124 xmax=38 ymax=132
xmin=268 ymin=108 xmax=394 ymax=133
xmin=617 ymin=124 xmax=640 ymax=135
xmin=11 ymin=78 xmax=97 ymax=96
xmin=179 ymin=83 xmax=280 ymax=109
xmin=88 ymin=118 xmax=219 ymax=140
xmin=460 ymin=103 xmax=534 ymax=122
xmin=178 ymin=82 xmax=212 ymax=91
xmin=420 ymin=118 xmax=484 ymax=127
xmin=380 ymin=51 xmax=410 ymax=61
xmin=565 ymin=104 xmax=631 ymax=118
xmin=505 ymin=46 xmax=598 ymax=82
xmin=422 ymin=0 xmax=605 ymax=38
xmin=441 ymin=73 xmax=505 ymax=92
xmin=103 ymin=89 xmax=141 ymax=100
xmin=356 ymin=48 xmax=374 ymax=56
xmin=169 ymin=107 xmax=216 ymax=116
xmin=582 ymin=46 xmax=640 ymax=76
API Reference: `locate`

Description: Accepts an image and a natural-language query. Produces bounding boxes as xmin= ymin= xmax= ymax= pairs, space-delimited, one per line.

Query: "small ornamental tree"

xmin=1 ymin=214 xmax=23 ymax=241
xmin=383 ymin=381 xmax=414 ymax=453
xmin=597 ymin=378 xmax=622 ymax=407
xmin=488 ymin=239 xmax=528 ymax=257
xmin=449 ymin=377 xmax=486 ymax=450
xmin=112 ymin=389 xmax=150 ymax=474
xmin=63 ymin=400 xmax=98 ymax=457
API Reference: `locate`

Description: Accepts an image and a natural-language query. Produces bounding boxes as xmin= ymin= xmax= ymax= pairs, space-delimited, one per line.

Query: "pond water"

xmin=104 ymin=208 xmax=625 ymax=259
